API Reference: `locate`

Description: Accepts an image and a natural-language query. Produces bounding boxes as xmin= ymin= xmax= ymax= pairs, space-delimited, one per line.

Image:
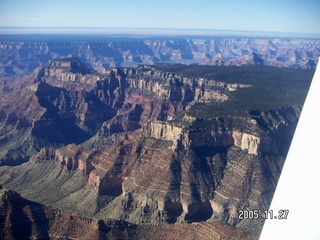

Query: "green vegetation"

xmin=153 ymin=64 xmax=314 ymax=118
xmin=152 ymin=64 xmax=314 ymax=85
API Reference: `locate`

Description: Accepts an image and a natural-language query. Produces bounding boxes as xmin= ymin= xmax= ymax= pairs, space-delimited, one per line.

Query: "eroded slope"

xmin=0 ymin=58 xmax=313 ymax=238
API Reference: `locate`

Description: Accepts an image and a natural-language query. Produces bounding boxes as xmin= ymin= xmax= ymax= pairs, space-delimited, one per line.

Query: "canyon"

xmin=0 ymin=56 xmax=314 ymax=239
xmin=0 ymin=35 xmax=319 ymax=78
xmin=0 ymin=186 xmax=259 ymax=239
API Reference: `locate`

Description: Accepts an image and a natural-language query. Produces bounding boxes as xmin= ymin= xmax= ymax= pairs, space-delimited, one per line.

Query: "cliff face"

xmin=0 ymin=187 xmax=258 ymax=240
xmin=1 ymin=59 xmax=246 ymax=165
xmin=124 ymin=66 xmax=237 ymax=103
xmin=8 ymin=105 xmax=298 ymax=230
xmin=0 ymin=187 xmax=104 ymax=240
xmin=143 ymin=105 xmax=299 ymax=154
xmin=0 ymin=58 xmax=312 ymax=237
xmin=1 ymin=36 xmax=319 ymax=77
xmin=120 ymin=107 xmax=299 ymax=226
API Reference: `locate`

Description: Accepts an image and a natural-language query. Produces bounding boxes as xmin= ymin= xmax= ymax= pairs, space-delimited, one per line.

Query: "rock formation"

xmin=1 ymin=36 xmax=319 ymax=77
xmin=0 ymin=187 xmax=259 ymax=239
xmin=0 ymin=58 xmax=313 ymax=238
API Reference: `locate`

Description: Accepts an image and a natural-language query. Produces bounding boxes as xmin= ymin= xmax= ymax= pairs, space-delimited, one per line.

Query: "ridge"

xmin=0 ymin=58 xmax=313 ymax=237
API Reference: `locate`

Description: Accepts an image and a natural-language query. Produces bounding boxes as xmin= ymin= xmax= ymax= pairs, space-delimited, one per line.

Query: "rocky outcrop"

xmin=0 ymin=187 xmax=102 ymax=239
xmin=142 ymin=120 xmax=234 ymax=150
xmin=0 ymin=188 xmax=259 ymax=239
xmin=0 ymin=58 xmax=248 ymax=157
xmin=0 ymin=58 xmax=311 ymax=238
xmin=1 ymin=36 xmax=319 ymax=77
xmin=142 ymin=106 xmax=300 ymax=156
xmin=37 ymin=58 xmax=98 ymax=85
xmin=142 ymin=121 xmax=183 ymax=143
xmin=16 ymin=105 xmax=299 ymax=232
xmin=125 ymin=65 xmax=240 ymax=103
xmin=232 ymin=131 xmax=261 ymax=155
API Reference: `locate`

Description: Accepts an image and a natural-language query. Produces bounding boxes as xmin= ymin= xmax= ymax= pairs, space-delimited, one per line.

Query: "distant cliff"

xmin=0 ymin=58 xmax=313 ymax=237
xmin=0 ymin=36 xmax=319 ymax=77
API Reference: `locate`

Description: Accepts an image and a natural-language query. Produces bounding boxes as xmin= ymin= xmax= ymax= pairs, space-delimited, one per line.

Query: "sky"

xmin=0 ymin=0 xmax=320 ymax=35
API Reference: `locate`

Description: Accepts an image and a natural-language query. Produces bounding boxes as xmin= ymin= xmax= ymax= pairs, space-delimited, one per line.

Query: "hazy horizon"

xmin=1 ymin=27 xmax=320 ymax=39
xmin=1 ymin=0 xmax=320 ymax=36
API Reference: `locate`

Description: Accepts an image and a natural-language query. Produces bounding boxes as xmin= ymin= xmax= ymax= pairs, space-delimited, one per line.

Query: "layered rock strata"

xmin=1 ymin=36 xmax=319 ymax=77
xmin=11 ymin=106 xmax=299 ymax=231
xmin=0 ymin=188 xmax=259 ymax=239
xmin=0 ymin=58 xmax=310 ymax=238
xmin=0 ymin=58 xmax=247 ymax=163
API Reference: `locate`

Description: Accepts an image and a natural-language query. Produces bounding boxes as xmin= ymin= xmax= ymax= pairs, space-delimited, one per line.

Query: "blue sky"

xmin=0 ymin=0 xmax=320 ymax=34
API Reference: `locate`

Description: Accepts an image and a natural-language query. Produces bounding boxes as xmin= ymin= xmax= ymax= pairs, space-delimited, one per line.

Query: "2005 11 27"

xmin=238 ymin=209 xmax=289 ymax=220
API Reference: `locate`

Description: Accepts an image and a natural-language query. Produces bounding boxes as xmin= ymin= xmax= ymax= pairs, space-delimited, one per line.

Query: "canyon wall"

xmin=0 ymin=58 xmax=310 ymax=237
xmin=1 ymin=37 xmax=319 ymax=77
xmin=0 ymin=187 xmax=258 ymax=239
